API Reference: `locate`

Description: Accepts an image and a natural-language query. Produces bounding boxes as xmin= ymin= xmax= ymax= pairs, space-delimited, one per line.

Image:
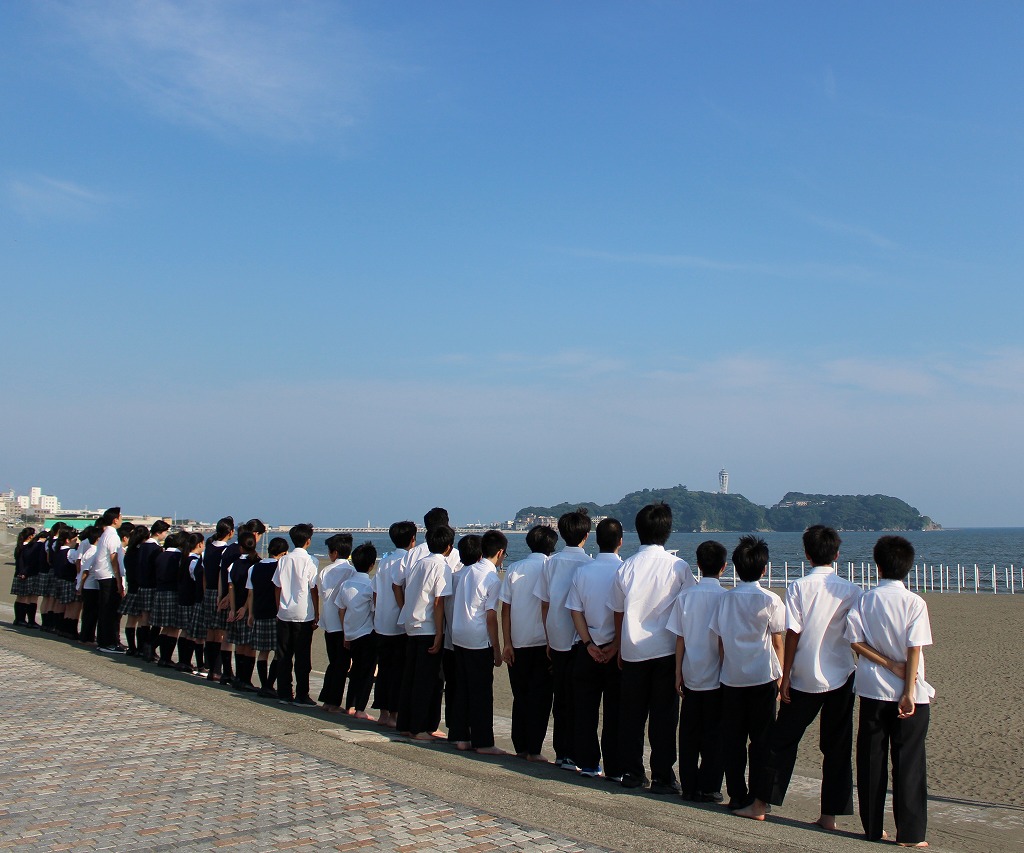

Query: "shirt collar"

xmin=561 ymin=546 xmax=587 ymax=554
xmin=638 ymin=544 xmax=666 ymax=553
xmin=809 ymin=565 xmax=835 ymax=575
xmin=698 ymin=576 xmax=723 ymax=586
xmin=593 ymin=552 xmax=623 ymax=564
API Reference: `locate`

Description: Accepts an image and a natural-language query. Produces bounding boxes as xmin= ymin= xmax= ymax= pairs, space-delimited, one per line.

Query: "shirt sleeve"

xmin=497 ymin=571 xmax=512 ymax=605
xmin=272 ymin=562 xmax=283 ymax=589
xmin=246 ymin=567 xmax=255 ymax=590
xmin=666 ymin=597 xmax=684 ymax=637
xmin=768 ymin=594 xmax=786 ymax=634
xmin=844 ymin=603 xmax=865 ymax=644
xmin=785 ymin=583 xmax=804 ymax=633
xmin=708 ymin=597 xmax=723 ymax=638
xmin=534 ymin=563 xmax=551 ymax=603
xmin=564 ymin=572 xmax=583 ymax=612
xmin=677 ymin=559 xmax=697 ymax=589
xmin=484 ymin=573 xmax=501 ymax=612
xmin=608 ymin=569 xmax=626 ymax=614
xmin=906 ymin=598 xmax=933 ymax=648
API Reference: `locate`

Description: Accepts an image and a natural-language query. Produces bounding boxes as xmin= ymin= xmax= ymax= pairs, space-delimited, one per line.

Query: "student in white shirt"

xmin=93 ymin=507 xmax=127 ymax=653
xmin=372 ymin=521 xmax=417 ymax=727
xmin=499 ymin=524 xmax=557 ymax=762
xmin=396 ymin=524 xmax=455 ymax=740
xmin=739 ymin=525 xmax=860 ymax=827
xmin=668 ymin=539 xmax=729 ymax=802
xmin=566 ymin=517 xmax=624 ymax=779
xmin=444 ymin=535 xmax=481 ymax=746
xmin=335 ymin=542 xmax=378 ymax=719
xmin=610 ymin=503 xmax=696 ymax=794
xmin=535 ymin=508 xmax=592 ymax=771
xmin=317 ymin=533 xmax=356 ymax=713
xmin=75 ymin=527 xmax=101 ymax=644
xmin=451 ymin=531 xmax=506 ymax=754
xmin=396 ymin=508 xmax=462 ymax=736
xmin=273 ymin=523 xmax=320 ymax=706
xmin=710 ymin=535 xmax=785 ymax=810
xmin=845 ymin=535 xmax=934 ymax=848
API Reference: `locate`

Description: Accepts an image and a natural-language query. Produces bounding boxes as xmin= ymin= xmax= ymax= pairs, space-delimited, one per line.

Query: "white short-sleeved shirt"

xmin=273 ymin=547 xmax=319 ymax=622
xmin=710 ymin=581 xmax=786 ymax=687
xmin=785 ymin=566 xmax=861 ymax=693
xmin=845 ymin=579 xmax=935 ymax=704
xmin=498 ymin=552 xmax=548 ymax=649
xmin=335 ymin=573 xmax=375 ymax=641
xmin=398 ymin=552 xmax=453 ymax=637
xmin=535 ymin=546 xmax=591 ymax=652
xmin=91 ymin=526 xmax=122 ymax=581
xmin=667 ymin=577 xmax=727 ymax=691
xmin=565 ymin=553 xmax=622 ymax=646
xmin=317 ymin=558 xmax=356 ymax=634
xmin=78 ymin=543 xmax=98 ymax=590
xmin=452 ymin=560 xmax=501 ymax=650
xmin=610 ymin=545 xmax=696 ymax=662
xmin=372 ymin=548 xmax=407 ymax=636
xmin=399 ymin=541 xmax=461 ymax=586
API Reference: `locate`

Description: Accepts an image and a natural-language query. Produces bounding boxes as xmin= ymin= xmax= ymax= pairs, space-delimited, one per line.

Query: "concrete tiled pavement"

xmin=0 ymin=647 xmax=608 ymax=852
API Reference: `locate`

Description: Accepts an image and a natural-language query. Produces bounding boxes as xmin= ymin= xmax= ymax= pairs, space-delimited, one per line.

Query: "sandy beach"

xmin=2 ymin=528 xmax=1021 ymax=812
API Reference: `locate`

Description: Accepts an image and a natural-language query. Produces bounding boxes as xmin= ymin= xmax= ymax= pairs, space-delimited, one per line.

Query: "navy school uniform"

xmin=247 ymin=559 xmax=280 ymax=653
xmin=197 ymin=539 xmax=228 ymax=635
xmin=137 ymin=539 xmax=163 ymax=614
xmin=177 ymin=552 xmax=202 ymax=636
xmin=21 ymin=541 xmax=46 ymax=596
xmin=151 ymin=549 xmax=182 ymax=628
xmin=53 ymin=546 xmax=79 ymax=605
xmin=226 ymin=554 xmax=257 ymax=646
xmin=119 ymin=545 xmax=145 ymax=616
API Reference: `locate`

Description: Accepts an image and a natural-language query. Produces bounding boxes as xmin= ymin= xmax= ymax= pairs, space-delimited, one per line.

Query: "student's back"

xmin=786 ymin=568 xmax=860 ymax=693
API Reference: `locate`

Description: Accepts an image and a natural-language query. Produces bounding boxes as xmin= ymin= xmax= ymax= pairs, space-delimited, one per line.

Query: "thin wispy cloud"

xmin=803 ymin=212 xmax=899 ymax=250
xmin=8 ymin=174 xmax=110 ymax=220
xmin=46 ymin=0 xmax=387 ymax=142
xmin=565 ymin=248 xmax=873 ymax=284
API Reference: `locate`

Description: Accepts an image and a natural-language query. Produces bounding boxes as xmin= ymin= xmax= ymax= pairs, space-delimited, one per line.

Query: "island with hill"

xmin=515 ymin=486 xmax=940 ymax=533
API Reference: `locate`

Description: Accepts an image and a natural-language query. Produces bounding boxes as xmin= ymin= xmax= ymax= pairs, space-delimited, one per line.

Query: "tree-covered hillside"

xmin=516 ymin=486 xmax=938 ymax=532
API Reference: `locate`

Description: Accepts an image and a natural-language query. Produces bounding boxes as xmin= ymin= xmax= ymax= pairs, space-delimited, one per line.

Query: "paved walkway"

xmin=0 ymin=647 xmax=607 ymax=852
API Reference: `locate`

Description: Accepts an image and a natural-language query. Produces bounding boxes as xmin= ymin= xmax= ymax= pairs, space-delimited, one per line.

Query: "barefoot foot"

xmin=475 ymin=746 xmax=507 ymax=755
xmin=734 ymin=799 xmax=769 ymax=821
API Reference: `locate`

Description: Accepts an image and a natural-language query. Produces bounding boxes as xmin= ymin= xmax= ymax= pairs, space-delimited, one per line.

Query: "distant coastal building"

xmin=718 ymin=469 xmax=729 ymax=495
xmin=2 ymin=485 xmax=62 ymax=524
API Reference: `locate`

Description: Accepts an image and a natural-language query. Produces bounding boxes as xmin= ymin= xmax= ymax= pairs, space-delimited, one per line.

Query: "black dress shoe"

xmin=620 ymin=772 xmax=649 ymax=789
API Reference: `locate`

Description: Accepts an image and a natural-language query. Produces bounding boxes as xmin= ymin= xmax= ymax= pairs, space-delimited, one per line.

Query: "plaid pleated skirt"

xmin=227 ymin=617 xmax=253 ymax=646
xmin=150 ymin=590 xmax=180 ymax=628
xmin=138 ymin=587 xmax=155 ymax=613
xmin=31 ymin=572 xmax=54 ymax=597
xmin=250 ymin=618 xmax=278 ymax=653
xmin=178 ymin=604 xmax=197 ymax=637
xmin=54 ymin=578 xmax=78 ymax=605
xmin=10 ymin=575 xmax=30 ymax=596
xmin=119 ymin=590 xmax=146 ymax=617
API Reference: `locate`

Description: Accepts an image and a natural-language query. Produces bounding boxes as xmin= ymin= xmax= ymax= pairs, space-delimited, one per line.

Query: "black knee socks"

xmin=13 ymin=602 xmax=24 ymax=625
xmin=220 ymin=649 xmax=234 ymax=680
xmin=257 ymin=659 xmax=270 ymax=688
xmin=125 ymin=627 xmax=137 ymax=654
xmin=192 ymin=642 xmax=205 ymax=669
xmin=176 ymin=637 xmax=194 ymax=668
xmin=206 ymin=641 xmax=222 ymax=675
xmin=159 ymin=634 xmax=176 ymax=663
xmin=26 ymin=603 xmax=38 ymax=626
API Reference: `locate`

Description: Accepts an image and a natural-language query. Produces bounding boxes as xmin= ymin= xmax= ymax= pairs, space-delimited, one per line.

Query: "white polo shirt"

xmin=667 ymin=576 xmax=727 ymax=691
xmin=535 ymin=546 xmax=591 ymax=652
xmin=91 ymin=526 xmax=123 ymax=581
xmin=844 ymin=579 xmax=935 ymax=704
xmin=710 ymin=581 xmax=786 ymax=687
xmin=372 ymin=548 xmax=407 ymax=636
xmin=335 ymin=573 xmax=375 ymax=641
xmin=785 ymin=566 xmax=861 ymax=693
xmin=78 ymin=543 xmax=98 ymax=590
xmin=452 ymin=559 xmax=501 ymax=649
xmin=498 ymin=552 xmax=548 ymax=649
xmin=317 ymin=558 xmax=356 ymax=634
xmin=273 ymin=547 xmax=318 ymax=622
xmin=610 ymin=545 xmax=696 ymax=662
xmin=565 ymin=552 xmax=622 ymax=646
xmin=398 ymin=552 xmax=453 ymax=637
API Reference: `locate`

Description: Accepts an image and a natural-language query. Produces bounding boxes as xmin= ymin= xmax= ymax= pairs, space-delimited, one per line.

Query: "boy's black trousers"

xmin=857 ymin=697 xmax=929 ymax=844
xmin=453 ymin=645 xmax=496 ymax=748
xmin=618 ymin=654 xmax=679 ymax=784
xmin=506 ymin=644 xmax=552 ymax=756
xmin=550 ymin=648 xmax=576 ymax=761
xmin=372 ymin=633 xmax=406 ymax=713
xmin=678 ymin=685 xmax=724 ymax=796
xmin=319 ymin=629 xmax=351 ymax=706
xmin=752 ymin=673 xmax=855 ymax=814
xmin=276 ymin=619 xmax=315 ymax=701
xmin=720 ymin=681 xmax=778 ymax=805
xmin=572 ymin=643 xmax=622 ymax=777
xmin=345 ymin=632 xmax=377 ymax=712
xmin=396 ymin=635 xmax=444 ymax=735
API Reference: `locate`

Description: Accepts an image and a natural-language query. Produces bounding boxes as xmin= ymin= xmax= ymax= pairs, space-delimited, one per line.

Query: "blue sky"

xmin=2 ymin=1 xmax=1022 ymax=527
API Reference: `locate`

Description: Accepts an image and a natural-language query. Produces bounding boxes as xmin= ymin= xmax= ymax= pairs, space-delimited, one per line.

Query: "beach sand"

xmin=2 ymin=529 xmax=1021 ymax=810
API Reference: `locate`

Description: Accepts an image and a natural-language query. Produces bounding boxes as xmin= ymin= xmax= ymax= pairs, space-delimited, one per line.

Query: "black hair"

xmin=215 ymin=516 xmax=235 ymax=540
xmin=150 ymin=519 xmax=171 ymax=536
xmin=423 ymin=507 xmax=450 ymax=531
xmin=389 ymin=520 xmax=417 ymax=549
xmin=126 ymin=525 xmax=150 ymax=553
xmin=874 ymin=535 xmax=915 ymax=580
xmin=326 ymin=533 xmax=353 ymax=559
xmin=635 ymin=503 xmax=672 ymax=546
xmin=732 ymin=534 xmax=770 ymax=583
xmin=267 ymin=537 xmax=289 ymax=557
xmin=695 ymin=540 xmax=728 ymax=576
xmin=427 ymin=524 xmax=455 ymax=555
xmin=56 ymin=527 xmax=76 ymax=547
xmin=557 ymin=508 xmax=591 ymax=547
xmin=164 ymin=530 xmax=186 ymax=550
xmin=187 ymin=532 xmax=205 ymax=552
xmin=481 ymin=529 xmax=508 ymax=560
xmin=803 ymin=525 xmax=842 ymax=566
xmin=595 ymin=518 xmax=623 ymax=553
xmin=351 ymin=542 xmax=377 ymax=573
xmin=81 ymin=525 xmax=101 ymax=545
xmin=118 ymin=522 xmax=135 ymax=540
xmin=15 ymin=527 xmax=36 ymax=559
xmin=289 ymin=523 xmax=314 ymax=548
xmin=239 ymin=530 xmax=257 ymax=555
xmin=525 ymin=524 xmax=558 ymax=556
xmin=99 ymin=507 xmax=121 ymax=527
xmin=457 ymin=534 xmax=482 ymax=566
xmin=245 ymin=518 xmax=267 ymax=535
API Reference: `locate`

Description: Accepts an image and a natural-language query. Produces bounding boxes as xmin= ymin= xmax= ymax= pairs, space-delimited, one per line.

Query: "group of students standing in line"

xmin=9 ymin=502 xmax=933 ymax=847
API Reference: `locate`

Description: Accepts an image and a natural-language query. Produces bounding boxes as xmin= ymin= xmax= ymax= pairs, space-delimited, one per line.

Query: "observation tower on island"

xmin=718 ymin=468 xmax=729 ymax=494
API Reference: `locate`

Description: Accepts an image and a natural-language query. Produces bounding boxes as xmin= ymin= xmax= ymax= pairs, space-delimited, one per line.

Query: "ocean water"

xmin=299 ymin=527 xmax=1024 ymax=593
